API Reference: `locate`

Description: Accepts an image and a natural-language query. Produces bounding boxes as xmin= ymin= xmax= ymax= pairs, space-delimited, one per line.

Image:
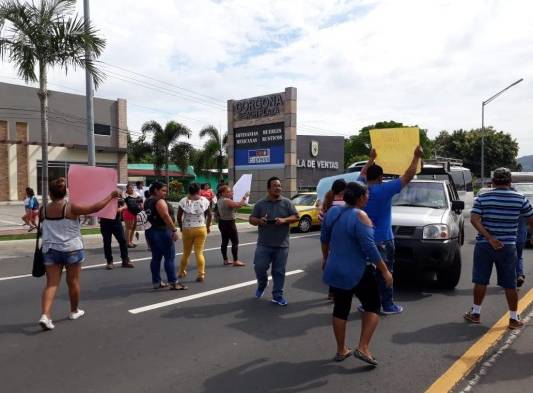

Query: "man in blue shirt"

xmin=359 ymin=146 xmax=423 ymax=314
xmin=465 ymin=168 xmax=533 ymax=330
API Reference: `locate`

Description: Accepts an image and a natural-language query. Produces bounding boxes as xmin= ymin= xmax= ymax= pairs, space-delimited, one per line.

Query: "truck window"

xmin=450 ymin=171 xmax=465 ymax=191
xmin=463 ymin=170 xmax=473 ymax=192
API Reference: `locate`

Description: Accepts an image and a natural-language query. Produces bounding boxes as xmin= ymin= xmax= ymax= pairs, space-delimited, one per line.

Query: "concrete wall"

xmin=228 ymin=87 xmax=297 ymax=202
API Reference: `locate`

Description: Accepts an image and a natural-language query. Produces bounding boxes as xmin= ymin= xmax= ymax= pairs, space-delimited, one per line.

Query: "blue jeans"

xmin=146 ymin=228 xmax=177 ymax=285
xmin=376 ymin=240 xmax=395 ymax=309
xmin=253 ymin=245 xmax=289 ymax=298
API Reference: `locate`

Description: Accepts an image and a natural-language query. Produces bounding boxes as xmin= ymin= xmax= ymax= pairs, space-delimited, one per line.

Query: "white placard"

xmin=233 ymin=174 xmax=252 ymax=202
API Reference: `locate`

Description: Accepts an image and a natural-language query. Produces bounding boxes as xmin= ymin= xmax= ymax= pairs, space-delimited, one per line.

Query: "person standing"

xmin=135 ymin=181 xmax=146 ymax=201
xmin=123 ymin=183 xmax=140 ymax=248
xmin=217 ymin=185 xmax=248 ymax=266
xmin=465 ymin=168 xmax=533 ymax=329
xmin=318 ymin=179 xmax=346 ymax=222
xmin=200 ymin=183 xmax=215 ymax=205
xmin=22 ymin=187 xmax=39 ymax=231
xmin=144 ymin=181 xmax=186 ymax=290
xmin=99 ymin=198 xmax=133 ymax=270
xmin=177 ymin=183 xmax=212 ymax=282
xmin=38 ymin=178 xmax=119 ymax=330
xmin=321 ymin=182 xmax=393 ymax=366
xmin=358 ymin=146 xmax=423 ymax=314
xmin=516 ymin=216 xmax=527 ymax=287
xmin=249 ymin=177 xmax=299 ymax=306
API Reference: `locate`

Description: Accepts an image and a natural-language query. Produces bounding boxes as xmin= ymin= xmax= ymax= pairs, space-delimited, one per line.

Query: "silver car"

xmin=391 ymin=179 xmax=465 ymax=288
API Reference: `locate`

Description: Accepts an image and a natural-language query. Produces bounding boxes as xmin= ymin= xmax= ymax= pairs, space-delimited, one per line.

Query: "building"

xmin=0 ymin=82 xmax=128 ymax=201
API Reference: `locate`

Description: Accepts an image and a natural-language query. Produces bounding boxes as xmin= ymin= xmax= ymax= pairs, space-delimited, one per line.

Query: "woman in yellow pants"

xmin=177 ymin=183 xmax=212 ymax=282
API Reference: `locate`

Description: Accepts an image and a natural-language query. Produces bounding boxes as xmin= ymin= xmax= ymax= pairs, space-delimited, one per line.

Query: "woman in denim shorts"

xmin=39 ymin=178 xmax=119 ymax=331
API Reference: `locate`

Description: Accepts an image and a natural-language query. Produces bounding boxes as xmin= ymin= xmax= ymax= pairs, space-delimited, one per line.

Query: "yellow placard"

xmin=369 ymin=127 xmax=421 ymax=175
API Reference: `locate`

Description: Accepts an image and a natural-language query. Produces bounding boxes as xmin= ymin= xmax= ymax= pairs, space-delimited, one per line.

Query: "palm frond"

xmin=170 ymin=142 xmax=193 ymax=173
xmin=199 ymin=125 xmax=221 ymax=145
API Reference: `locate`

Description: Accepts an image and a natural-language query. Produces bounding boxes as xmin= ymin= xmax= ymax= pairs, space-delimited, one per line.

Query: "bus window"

xmin=450 ymin=170 xmax=465 ymax=191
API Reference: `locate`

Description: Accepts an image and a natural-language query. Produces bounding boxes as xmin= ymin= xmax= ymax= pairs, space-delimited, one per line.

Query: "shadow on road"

xmin=391 ymin=322 xmax=490 ymax=344
xmin=201 ymin=357 xmax=374 ymax=393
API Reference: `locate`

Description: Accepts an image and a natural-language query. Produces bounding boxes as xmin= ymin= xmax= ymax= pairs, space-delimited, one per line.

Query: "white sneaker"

xmin=68 ymin=309 xmax=85 ymax=320
xmin=39 ymin=315 xmax=55 ymax=330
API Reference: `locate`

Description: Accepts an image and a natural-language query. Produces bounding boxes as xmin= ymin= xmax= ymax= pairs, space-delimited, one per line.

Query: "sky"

xmin=1 ymin=0 xmax=532 ymax=156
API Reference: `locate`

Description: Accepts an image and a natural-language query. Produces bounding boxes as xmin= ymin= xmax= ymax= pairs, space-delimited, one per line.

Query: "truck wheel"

xmin=436 ymin=248 xmax=461 ymax=289
xmin=298 ymin=216 xmax=312 ymax=233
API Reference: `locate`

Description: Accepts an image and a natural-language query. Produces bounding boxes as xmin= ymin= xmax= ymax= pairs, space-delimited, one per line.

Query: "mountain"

xmin=518 ymin=155 xmax=533 ymax=171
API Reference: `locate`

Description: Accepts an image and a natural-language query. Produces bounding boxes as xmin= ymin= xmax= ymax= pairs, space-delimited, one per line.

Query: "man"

xmin=249 ymin=177 xmax=299 ymax=306
xmin=100 ymin=198 xmax=134 ymax=270
xmin=359 ymin=146 xmax=423 ymax=314
xmin=465 ymin=168 xmax=533 ymax=329
xmin=135 ymin=181 xmax=146 ymax=201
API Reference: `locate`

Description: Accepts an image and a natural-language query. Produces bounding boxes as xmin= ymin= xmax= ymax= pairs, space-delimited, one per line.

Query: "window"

xmin=463 ymin=170 xmax=473 ymax=192
xmin=291 ymin=194 xmax=317 ymax=206
xmin=450 ymin=170 xmax=465 ymax=191
xmin=392 ymin=182 xmax=447 ymax=209
xmin=94 ymin=123 xmax=111 ymax=136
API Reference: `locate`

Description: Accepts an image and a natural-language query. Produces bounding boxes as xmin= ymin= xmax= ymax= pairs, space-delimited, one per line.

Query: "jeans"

xmin=376 ymin=240 xmax=395 ymax=309
xmin=179 ymin=226 xmax=208 ymax=279
xmin=146 ymin=228 xmax=177 ymax=285
xmin=253 ymin=245 xmax=289 ymax=298
xmin=100 ymin=220 xmax=129 ymax=263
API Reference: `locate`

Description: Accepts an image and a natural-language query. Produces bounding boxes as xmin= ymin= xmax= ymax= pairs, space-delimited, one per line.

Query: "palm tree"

xmin=141 ymin=120 xmax=192 ymax=185
xmin=0 ymin=0 xmax=105 ymax=202
xmin=197 ymin=125 xmax=227 ymax=181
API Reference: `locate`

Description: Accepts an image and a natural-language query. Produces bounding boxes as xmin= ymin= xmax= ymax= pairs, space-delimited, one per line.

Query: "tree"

xmin=140 ymin=120 xmax=192 ymax=185
xmin=433 ymin=127 xmax=521 ymax=177
xmin=344 ymin=120 xmax=433 ymax=168
xmin=127 ymin=132 xmax=152 ymax=163
xmin=197 ymin=125 xmax=227 ymax=181
xmin=0 ymin=0 xmax=105 ymax=202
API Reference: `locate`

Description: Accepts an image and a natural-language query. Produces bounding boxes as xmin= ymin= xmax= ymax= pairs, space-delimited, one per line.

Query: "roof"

xmin=128 ymin=163 xmax=196 ymax=177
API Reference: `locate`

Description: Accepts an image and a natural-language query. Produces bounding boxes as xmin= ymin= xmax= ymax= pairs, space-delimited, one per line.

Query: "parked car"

xmin=391 ymin=171 xmax=465 ymax=288
xmin=290 ymin=192 xmax=320 ymax=233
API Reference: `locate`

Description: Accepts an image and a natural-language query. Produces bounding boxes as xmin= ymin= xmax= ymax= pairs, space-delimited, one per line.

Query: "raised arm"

xmin=400 ymin=145 xmax=423 ymax=187
xmin=70 ymin=191 xmax=119 ymax=217
xmin=359 ymin=148 xmax=377 ymax=179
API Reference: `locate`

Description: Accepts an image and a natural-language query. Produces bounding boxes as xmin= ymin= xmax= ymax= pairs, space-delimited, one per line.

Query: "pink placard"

xmin=67 ymin=165 xmax=118 ymax=219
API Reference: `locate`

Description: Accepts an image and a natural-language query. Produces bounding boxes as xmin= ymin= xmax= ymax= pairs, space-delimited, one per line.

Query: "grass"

xmin=0 ymin=227 xmax=102 ymax=242
xmin=237 ymin=206 xmax=253 ymax=214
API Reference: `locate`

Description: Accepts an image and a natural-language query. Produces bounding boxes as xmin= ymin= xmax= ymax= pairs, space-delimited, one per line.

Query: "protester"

xmin=38 ymin=177 xmax=119 ymax=331
xmin=358 ymin=146 xmax=422 ymax=315
xmin=465 ymin=168 xmax=533 ymax=329
xmin=200 ymin=183 xmax=216 ymax=206
xmin=135 ymin=181 xmax=146 ymax=201
xmin=177 ymin=183 xmax=212 ymax=282
xmin=22 ymin=187 xmax=39 ymax=231
xmin=318 ymin=179 xmax=346 ymax=222
xmin=144 ymin=181 xmax=186 ymax=290
xmin=217 ymin=185 xmax=248 ymax=266
xmin=123 ymin=183 xmax=141 ymax=248
xmin=99 ymin=198 xmax=133 ymax=270
xmin=216 ymin=179 xmax=226 ymax=198
xmin=321 ymin=182 xmax=393 ymax=366
xmin=249 ymin=177 xmax=299 ymax=306
xmin=516 ymin=216 xmax=527 ymax=287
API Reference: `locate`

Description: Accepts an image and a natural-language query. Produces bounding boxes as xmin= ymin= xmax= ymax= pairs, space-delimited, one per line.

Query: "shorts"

xmin=330 ymin=265 xmax=381 ymax=320
xmin=43 ymin=249 xmax=85 ymax=266
xmin=473 ymin=242 xmax=517 ymax=289
xmin=122 ymin=209 xmax=136 ymax=222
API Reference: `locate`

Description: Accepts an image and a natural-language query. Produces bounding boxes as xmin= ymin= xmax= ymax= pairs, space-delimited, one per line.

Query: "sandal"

xmin=334 ymin=349 xmax=353 ymax=362
xmin=354 ymin=349 xmax=378 ymax=366
xmin=169 ymin=283 xmax=187 ymax=290
xmin=223 ymin=260 xmax=233 ymax=266
xmin=153 ymin=282 xmax=169 ymax=289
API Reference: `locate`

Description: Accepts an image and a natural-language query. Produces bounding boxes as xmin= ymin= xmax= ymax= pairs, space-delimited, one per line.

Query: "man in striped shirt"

xmin=465 ymin=168 xmax=533 ymax=329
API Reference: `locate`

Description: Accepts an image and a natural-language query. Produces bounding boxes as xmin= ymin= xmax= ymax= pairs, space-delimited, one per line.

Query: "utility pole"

xmin=84 ymin=0 xmax=95 ymax=167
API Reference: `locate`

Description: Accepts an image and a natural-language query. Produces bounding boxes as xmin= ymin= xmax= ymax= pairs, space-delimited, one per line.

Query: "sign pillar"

xmin=228 ymin=87 xmax=297 ymax=202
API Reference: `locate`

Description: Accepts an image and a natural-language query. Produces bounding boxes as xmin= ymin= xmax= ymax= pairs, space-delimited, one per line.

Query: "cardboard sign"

xmin=233 ymin=174 xmax=252 ymax=202
xmin=67 ymin=165 xmax=118 ymax=219
xmin=370 ymin=127 xmax=421 ymax=175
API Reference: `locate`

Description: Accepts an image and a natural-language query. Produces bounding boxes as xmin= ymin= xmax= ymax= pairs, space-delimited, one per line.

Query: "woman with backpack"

xmin=123 ymin=183 xmax=140 ymax=248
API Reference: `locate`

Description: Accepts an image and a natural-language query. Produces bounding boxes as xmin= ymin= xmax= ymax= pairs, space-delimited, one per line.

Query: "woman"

xmin=39 ymin=178 xmax=119 ymax=331
xmin=320 ymin=181 xmax=393 ymax=366
xmin=122 ymin=183 xmax=140 ymax=248
xmin=177 ymin=182 xmax=212 ymax=282
xmin=319 ymin=179 xmax=346 ymax=222
xmin=217 ymin=185 xmax=248 ymax=266
xmin=22 ymin=187 xmax=39 ymax=231
xmin=145 ymin=181 xmax=186 ymax=290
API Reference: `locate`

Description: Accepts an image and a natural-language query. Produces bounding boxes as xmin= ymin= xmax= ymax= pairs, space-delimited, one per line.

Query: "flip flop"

xmin=354 ymin=349 xmax=378 ymax=366
xmin=334 ymin=349 xmax=353 ymax=362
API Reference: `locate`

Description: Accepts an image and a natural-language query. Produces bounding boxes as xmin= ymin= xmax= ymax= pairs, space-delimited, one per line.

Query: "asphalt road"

xmin=0 ymin=223 xmax=531 ymax=393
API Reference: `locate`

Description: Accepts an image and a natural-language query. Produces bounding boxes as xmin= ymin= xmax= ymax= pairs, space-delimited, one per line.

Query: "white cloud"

xmin=1 ymin=0 xmax=532 ymax=156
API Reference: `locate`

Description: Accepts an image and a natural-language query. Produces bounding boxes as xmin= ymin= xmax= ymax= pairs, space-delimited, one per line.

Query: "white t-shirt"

xmin=178 ymin=196 xmax=210 ymax=229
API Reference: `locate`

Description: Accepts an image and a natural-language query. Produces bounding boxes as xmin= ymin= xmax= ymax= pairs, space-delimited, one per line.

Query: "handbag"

xmin=32 ymin=209 xmax=45 ymax=278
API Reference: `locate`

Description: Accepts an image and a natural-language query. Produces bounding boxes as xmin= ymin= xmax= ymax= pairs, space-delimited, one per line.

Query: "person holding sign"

xmin=249 ymin=177 xmax=299 ymax=306
xmin=358 ymin=146 xmax=423 ymax=315
xmin=38 ymin=178 xmax=119 ymax=331
xmin=217 ymin=185 xmax=249 ymax=266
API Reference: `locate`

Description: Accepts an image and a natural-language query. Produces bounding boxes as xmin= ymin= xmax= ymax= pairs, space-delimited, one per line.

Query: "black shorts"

xmin=330 ymin=265 xmax=381 ymax=320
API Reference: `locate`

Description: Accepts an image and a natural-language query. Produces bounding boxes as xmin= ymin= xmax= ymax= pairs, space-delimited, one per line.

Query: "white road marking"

xmin=128 ymin=269 xmax=305 ymax=314
xmin=0 ymin=233 xmax=318 ymax=282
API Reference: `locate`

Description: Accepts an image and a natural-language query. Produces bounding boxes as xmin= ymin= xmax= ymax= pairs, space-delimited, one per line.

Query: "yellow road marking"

xmin=424 ymin=288 xmax=533 ymax=393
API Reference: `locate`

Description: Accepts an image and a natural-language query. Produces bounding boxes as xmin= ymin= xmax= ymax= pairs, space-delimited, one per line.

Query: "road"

xmin=0 ymin=223 xmax=531 ymax=393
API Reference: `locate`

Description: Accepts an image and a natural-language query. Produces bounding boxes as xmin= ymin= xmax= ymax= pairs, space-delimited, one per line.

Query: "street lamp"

xmin=481 ymin=78 xmax=523 ymax=186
